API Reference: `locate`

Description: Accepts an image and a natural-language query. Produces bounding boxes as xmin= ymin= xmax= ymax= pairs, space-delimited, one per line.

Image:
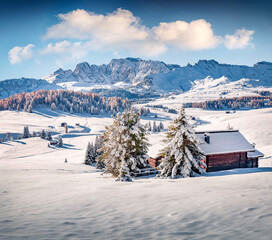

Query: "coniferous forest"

xmin=0 ymin=90 xmax=131 ymax=115
xmin=183 ymin=92 xmax=272 ymax=110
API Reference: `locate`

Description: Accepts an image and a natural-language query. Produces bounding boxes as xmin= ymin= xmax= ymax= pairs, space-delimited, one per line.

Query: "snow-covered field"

xmin=151 ymin=81 xmax=272 ymax=106
xmin=0 ymin=107 xmax=272 ymax=239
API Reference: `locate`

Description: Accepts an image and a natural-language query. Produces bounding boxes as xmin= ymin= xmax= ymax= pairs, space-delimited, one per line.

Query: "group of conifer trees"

xmin=0 ymin=90 xmax=131 ymax=115
xmin=84 ymin=136 xmax=104 ymax=169
xmin=16 ymin=126 xmax=63 ymax=147
xmin=1 ymin=125 xmax=64 ymax=147
xmin=84 ymin=107 xmax=206 ymax=181
xmin=146 ymin=121 xmax=164 ymax=132
xmin=183 ymin=95 xmax=272 ymax=110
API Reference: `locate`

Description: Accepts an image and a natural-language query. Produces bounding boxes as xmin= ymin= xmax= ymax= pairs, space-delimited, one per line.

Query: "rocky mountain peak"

xmin=74 ymin=62 xmax=91 ymax=73
xmin=196 ymin=59 xmax=219 ymax=66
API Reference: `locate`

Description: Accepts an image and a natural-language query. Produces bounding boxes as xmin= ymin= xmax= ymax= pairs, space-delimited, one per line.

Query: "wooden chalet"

xmin=148 ymin=130 xmax=264 ymax=172
xmin=49 ymin=140 xmax=58 ymax=146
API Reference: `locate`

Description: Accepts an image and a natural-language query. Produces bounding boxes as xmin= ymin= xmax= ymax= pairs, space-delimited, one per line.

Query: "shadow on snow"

xmin=205 ymin=167 xmax=272 ymax=177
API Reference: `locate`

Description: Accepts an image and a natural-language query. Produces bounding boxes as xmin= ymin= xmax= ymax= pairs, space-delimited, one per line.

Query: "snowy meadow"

xmin=0 ymin=107 xmax=272 ymax=239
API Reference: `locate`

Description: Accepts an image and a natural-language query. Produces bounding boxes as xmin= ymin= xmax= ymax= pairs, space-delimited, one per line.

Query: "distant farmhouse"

xmin=148 ymin=130 xmax=264 ymax=172
xmin=49 ymin=140 xmax=58 ymax=146
xmin=60 ymin=122 xmax=67 ymax=127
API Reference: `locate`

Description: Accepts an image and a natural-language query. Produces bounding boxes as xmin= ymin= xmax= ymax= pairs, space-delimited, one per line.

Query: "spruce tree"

xmin=40 ymin=130 xmax=46 ymax=139
xmin=58 ymin=136 xmax=63 ymax=147
xmin=94 ymin=136 xmax=102 ymax=155
xmin=84 ymin=142 xmax=92 ymax=165
xmin=47 ymin=132 xmax=52 ymax=141
xmin=100 ymin=110 xmax=149 ymax=181
xmin=96 ymin=157 xmax=105 ymax=169
xmin=84 ymin=142 xmax=96 ymax=165
xmin=23 ymin=126 xmax=30 ymax=138
xmin=158 ymin=107 xmax=206 ymax=178
xmin=94 ymin=136 xmax=105 ymax=169
xmin=153 ymin=121 xmax=157 ymax=132
xmin=159 ymin=122 xmax=164 ymax=130
xmin=28 ymin=104 xmax=33 ymax=113
xmin=148 ymin=121 xmax=152 ymax=131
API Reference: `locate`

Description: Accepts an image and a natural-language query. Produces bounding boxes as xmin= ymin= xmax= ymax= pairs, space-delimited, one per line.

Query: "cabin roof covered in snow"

xmin=196 ymin=130 xmax=255 ymax=155
xmin=247 ymin=149 xmax=264 ymax=158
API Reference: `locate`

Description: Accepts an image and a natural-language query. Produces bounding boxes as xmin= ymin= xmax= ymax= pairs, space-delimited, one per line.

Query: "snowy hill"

xmin=1 ymin=58 xmax=272 ymax=99
xmin=0 ymin=78 xmax=62 ymax=99
xmin=149 ymin=60 xmax=272 ymax=93
xmin=0 ymin=108 xmax=271 ymax=239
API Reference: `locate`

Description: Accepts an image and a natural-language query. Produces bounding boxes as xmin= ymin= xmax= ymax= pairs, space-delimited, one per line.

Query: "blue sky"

xmin=0 ymin=0 xmax=271 ymax=80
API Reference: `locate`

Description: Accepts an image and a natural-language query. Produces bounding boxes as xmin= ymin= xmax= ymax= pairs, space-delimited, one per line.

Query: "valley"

xmin=0 ymin=105 xmax=271 ymax=239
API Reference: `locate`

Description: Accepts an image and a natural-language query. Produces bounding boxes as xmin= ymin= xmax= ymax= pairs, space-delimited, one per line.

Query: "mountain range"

xmin=1 ymin=58 xmax=272 ymax=99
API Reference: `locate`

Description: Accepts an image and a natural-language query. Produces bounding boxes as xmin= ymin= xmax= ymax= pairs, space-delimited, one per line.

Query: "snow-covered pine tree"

xmin=159 ymin=122 xmax=164 ymax=130
xmin=28 ymin=104 xmax=33 ymax=113
xmin=148 ymin=121 xmax=152 ymax=131
xmin=47 ymin=132 xmax=52 ymax=141
xmin=94 ymin=135 xmax=105 ymax=169
xmin=88 ymin=141 xmax=96 ymax=164
xmin=84 ymin=142 xmax=95 ymax=165
xmin=94 ymin=136 xmax=102 ymax=152
xmin=40 ymin=130 xmax=46 ymax=139
xmin=100 ymin=110 xmax=149 ymax=181
xmin=23 ymin=126 xmax=30 ymax=138
xmin=158 ymin=107 xmax=206 ymax=178
xmin=51 ymin=103 xmax=56 ymax=111
xmin=58 ymin=136 xmax=63 ymax=147
xmin=96 ymin=157 xmax=105 ymax=169
xmin=157 ymin=122 xmax=161 ymax=132
xmin=153 ymin=121 xmax=157 ymax=132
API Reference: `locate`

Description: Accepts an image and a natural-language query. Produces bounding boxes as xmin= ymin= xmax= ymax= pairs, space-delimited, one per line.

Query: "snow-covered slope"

xmin=151 ymin=77 xmax=272 ymax=107
xmin=0 ymin=78 xmax=62 ymax=99
xmin=0 ymin=108 xmax=271 ymax=239
xmin=149 ymin=60 xmax=272 ymax=92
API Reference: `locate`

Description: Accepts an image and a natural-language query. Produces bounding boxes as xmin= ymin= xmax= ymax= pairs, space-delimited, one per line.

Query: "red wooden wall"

xmin=148 ymin=152 xmax=259 ymax=172
xmin=147 ymin=157 xmax=162 ymax=168
xmin=206 ymin=152 xmax=247 ymax=172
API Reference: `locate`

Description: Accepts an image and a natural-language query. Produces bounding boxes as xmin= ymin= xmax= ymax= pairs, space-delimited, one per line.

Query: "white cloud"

xmin=43 ymin=8 xmax=166 ymax=56
xmin=153 ymin=19 xmax=221 ymax=50
xmin=8 ymin=44 xmax=35 ymax=64
xmin=41 ymin=40 xmax=72 ymax=54
xmin=43 ymin=9 xmax=255 ymax=55
xmin=41 ymin=40 xmax=104 ymax=60
xmin=224 ymin=28 xmax=254 ymax=49
xmin=46 ymin=9 xmax=148 ymax=43
xmin=9 ymin=9 xmax=255 ymax=65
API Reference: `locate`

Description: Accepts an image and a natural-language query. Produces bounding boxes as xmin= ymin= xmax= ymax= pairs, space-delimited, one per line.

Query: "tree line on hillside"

xmin=183 ymin=94 xmax=272 ymax=110
xmin=145 ymin=104 xmax=178 ymax=114
xmin=84 ymin=108 xmax=205 ymax=181
xmin=0 ymin=90 xmax=131 ymax=115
